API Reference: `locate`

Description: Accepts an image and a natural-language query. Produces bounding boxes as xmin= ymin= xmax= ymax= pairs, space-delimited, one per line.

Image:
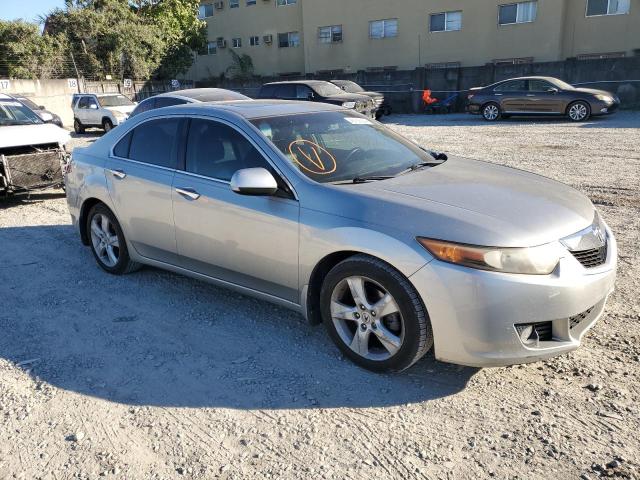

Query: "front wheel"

xmin=567 ymin=101 xmax=590 ymax=122
xmin=320 ymin=255 xmax=433 ymax=373
xmin=482 ymin=103 xmax=501 ymax=121
xmin=73 ymin=118 xmax=84 ymax=134
xmin=87 ymin=203 xmax=140 ymax=274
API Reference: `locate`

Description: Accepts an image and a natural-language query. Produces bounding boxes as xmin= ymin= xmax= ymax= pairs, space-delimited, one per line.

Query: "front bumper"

xmin=591 ymin=98 xmax=620 ymax=116
xmin=409 ymin=227 xmax=617 ymax=367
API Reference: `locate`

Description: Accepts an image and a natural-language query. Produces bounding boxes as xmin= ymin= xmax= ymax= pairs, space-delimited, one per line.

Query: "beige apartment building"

xmin=188 ymin=0 xmax=640 ymax=79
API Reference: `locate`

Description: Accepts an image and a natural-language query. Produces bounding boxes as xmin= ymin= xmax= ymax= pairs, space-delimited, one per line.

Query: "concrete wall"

xmin=0 ymin=78 xmax=80 ymax=127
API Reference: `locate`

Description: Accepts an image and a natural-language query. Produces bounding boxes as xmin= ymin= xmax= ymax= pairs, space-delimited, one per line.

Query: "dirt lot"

xmin=1 ymin=112 xmax=639 ymax=479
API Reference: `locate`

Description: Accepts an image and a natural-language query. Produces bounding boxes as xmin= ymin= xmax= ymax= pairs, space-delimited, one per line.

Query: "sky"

xmin=1 ymin=0 xmax=66 ymax=22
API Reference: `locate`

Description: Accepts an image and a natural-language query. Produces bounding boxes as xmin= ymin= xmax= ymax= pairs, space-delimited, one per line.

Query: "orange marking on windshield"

xmin=288 ymin=139 xmax=337 ymax=175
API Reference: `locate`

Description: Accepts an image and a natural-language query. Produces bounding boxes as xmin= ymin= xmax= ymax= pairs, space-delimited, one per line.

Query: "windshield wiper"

xmin=352 ymin=175 xmax=395 ymax=184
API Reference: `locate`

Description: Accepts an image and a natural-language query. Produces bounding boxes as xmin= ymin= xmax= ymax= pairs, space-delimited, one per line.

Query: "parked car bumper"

xmin=467 ymin=102 xmax=481 ymax=114
xmin=590 ymin=98 xmax=620 ymax=116
xmin=409 ymin=226 xmax=617 ymax=367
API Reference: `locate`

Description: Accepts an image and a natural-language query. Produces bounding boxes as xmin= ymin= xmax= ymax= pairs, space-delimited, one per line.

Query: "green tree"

xmin=0 ymin=20 xmax=66 ymax=79
xmin=226 ymin=50 xmax=255 ymax=81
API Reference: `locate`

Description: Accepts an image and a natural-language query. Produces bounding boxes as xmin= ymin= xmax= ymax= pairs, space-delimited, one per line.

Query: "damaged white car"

xmin=0 ymin=94 xmax=70 ymax=196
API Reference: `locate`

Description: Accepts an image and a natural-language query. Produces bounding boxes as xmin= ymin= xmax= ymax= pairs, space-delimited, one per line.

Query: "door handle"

xmin=175 ymin=187 xmax=201 ymax=200
xmin=494 ymin=93 xmax=503 ymax=96
xmin=526 ymin=94 xmax=536 ymax=97
xmin=109 ymin=169 xmax=126 ymax=179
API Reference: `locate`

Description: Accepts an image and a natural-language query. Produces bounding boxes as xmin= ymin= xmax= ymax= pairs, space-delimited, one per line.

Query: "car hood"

xmin=326 ymin=92 xmax=372 ymax=103
xmin=105 ymin=105 xmax=137 ymax=115
xmin=572 ymin=87 xmax=614 ymax=97
xmin=0 ymin=123 xmax=70 ymax=149
xmin=321 ymin=157 xmax=595 ymax=248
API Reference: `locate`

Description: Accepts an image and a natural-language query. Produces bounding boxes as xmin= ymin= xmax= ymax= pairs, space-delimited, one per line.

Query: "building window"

xmin=229 ymin=0 xmax=239 ymax=7
xmin=198 ymin=3 xmax=214 ymax=18
xmin=369 ymin=19 xmax=398 ymax=39
xmin=232 ymin=37 xmax=242 ymax=48
xmin=250 ymin=35 xmax=260 ymax=46
xmin=276 ymin=0 xmax=296 ymax=5
xmin=430 ymin=11 xmax=462 ymax=32
xmin=318 ymin=25 xmax=342 ymax=43
xmin=498 ymin=1 xmax=537 ymax=25
xmin=246 ymin=0 xmax=256 ymax=4
xmin=203 ymin=41 xmax=217 ymax=55
xmin=278 ymin=31 xmax=300 ymax=47
xmin=586 ymin=0 xmax=630 ymax=16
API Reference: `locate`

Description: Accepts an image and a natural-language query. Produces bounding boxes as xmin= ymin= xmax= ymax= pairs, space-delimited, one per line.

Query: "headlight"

xmin=595 ymin=94 xmax=612 ymax=102
xmin=417 ymin=237 xmax=561 ymax=275
xmin=342 ymin=101 xmax=356 ymax=109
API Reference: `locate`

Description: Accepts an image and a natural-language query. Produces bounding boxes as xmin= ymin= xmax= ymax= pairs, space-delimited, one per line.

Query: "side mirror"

xmin=230 ymin=168 xmax=278 ymax=196
xmin=39 ymin=105 xmax=46 ymax=109
xmin=90 ymin=103 xmax=99 ymax=109
xmin=547 ymin=87 xmax=559 ymax=94
xmin=307 ymin=92 xmax=314 ymax=100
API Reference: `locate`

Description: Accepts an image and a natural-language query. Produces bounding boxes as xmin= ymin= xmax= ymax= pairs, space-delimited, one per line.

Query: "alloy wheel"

xmin=90 ymin=213 xmax=120 ymax=267
xmin=569 ymin=103 xmax=588 ymax=121
xmin=330 ymin=275 xmax=404 ymax=361
xmin=483 ymin=104 xmax=499 ymax=121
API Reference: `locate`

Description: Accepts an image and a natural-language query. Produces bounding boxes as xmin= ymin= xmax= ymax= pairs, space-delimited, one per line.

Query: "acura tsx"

xmin=64 ymin=100 xmax=617 ymax=372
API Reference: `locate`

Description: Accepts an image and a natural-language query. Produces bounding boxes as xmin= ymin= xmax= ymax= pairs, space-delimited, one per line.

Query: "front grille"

xmin=569 ymin=307 xmax=594 ymax=329
xmin=533 ymin=322 xmax=553 ymax=341
xmin=570 ymin=244 xmax=607 ymax=268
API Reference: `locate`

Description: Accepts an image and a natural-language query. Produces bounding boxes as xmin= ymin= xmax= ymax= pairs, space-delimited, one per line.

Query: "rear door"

xmin=171 ymin=117 xmax=299 ymax=301
xmin=75 ymin=96 xmax=95 ymax=125
xmin=105 ymin=117 xmax=185 ymax=263
xmin=525 ymin=79 xmax=564 ymax=113
xmin=493 ymin=79 xmax=528 ymax=113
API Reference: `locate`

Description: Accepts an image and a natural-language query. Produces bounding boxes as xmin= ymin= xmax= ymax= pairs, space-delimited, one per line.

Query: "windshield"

xmin=98 ymin=95 xmax=135 ymax=107
xmin=334 ymin=81 xmax=365 ymax=93
xmin=548 ymin=78 xmax=575 ymax=90
xmin=0 ymin=101 xmax=43 ymax=126
xmin=311 ymin=82 xmax=346 ymax=97
xmin=17 ymin=97 xmax=41 ymax=110
xmin=251 ymin=111 xmax=440 ymax=183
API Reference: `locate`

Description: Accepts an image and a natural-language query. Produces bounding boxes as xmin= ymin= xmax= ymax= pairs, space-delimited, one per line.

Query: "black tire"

xmin=74 ymin=118 xmax=85 ymax=134
xmin=102 ymin=118 xmax=114 ymax=132
xmin=566 ymin=100 xmax=591 ymax=122
xmin=482 ymin=102 xmax=501 ymax=121
xmin=320 ymin=254 xmax=433 ymax=373
xmin=86 ymin=203 xmax=140 ymax=275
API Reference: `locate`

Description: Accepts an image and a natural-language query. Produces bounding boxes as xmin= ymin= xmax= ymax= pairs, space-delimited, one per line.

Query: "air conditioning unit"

xmin=263 ymin=34 xmax=273 ymax=44
xmin=214 ymin=1 xmax=224 ymax=9
xmin=217 ymin=37 xmax=227 ymax=48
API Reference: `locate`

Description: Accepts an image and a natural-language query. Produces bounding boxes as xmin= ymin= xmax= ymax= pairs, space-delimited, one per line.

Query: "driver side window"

xmin=529 ymin=80 xmax=553 ymax=92
xmin=185 ymin=119 xmax=270 ymax=181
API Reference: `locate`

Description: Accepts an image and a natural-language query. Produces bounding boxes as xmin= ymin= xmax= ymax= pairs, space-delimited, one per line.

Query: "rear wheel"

xmin=102 ymin=118 xmax=114 ymax=132
xmin=567 ymin=101 xmax=590 ymax=122
xmin=482 ymin=103 xmax=501 ymax=121
xmin=320 ymin=255 xmax=433 ymax=373
xmin=87 ymin=203 xmax=140 ymax=274
xmin=73 ymin=118 xmax=85 ymax=134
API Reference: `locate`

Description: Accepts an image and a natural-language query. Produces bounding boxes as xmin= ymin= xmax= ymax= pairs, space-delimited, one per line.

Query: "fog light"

xmin=600 ymin=108 xmax=608 ymax=113
xmin=519 ymin=325 xmax=533 ymax=343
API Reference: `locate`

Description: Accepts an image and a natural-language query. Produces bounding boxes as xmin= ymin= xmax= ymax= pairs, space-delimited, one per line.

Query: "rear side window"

xmin=275 ymin=84 xmax=296 ymax=98
xmin=155 ymin=97 xmax=188 ymax=108
xmin=130 ymin=98 xmax=155 ymax=117
xmin=113 ymin=132 xmax=132 ymax=158
xmin=128 ymin=118 xmax=182 ymax=168
xmin=258 ymin=85 xmax=277 ymax=98
xmin=185 ymin=119 xmax=269 ymax=181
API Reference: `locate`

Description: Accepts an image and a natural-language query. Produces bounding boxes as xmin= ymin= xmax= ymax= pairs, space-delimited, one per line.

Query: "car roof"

xmin=496 ymin=76 xmax=559 ymax=82
xmin=0 ymin=93 xmax=14 ymax=100
xmin=262 ymin=80 xmax=333 ymax=86
xmin=146 ymin=99 xmax=345 ymax=120
xmin=156 ymin=88 xmax=250 ymax=102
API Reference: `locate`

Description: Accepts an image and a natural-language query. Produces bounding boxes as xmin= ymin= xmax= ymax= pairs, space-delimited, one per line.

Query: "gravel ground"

xmin=0 ymin=112 xmax=639 ymax=479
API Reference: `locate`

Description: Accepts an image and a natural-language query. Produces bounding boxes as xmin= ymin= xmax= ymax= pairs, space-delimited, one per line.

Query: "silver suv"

xmin=72 ymin=93 xmax=137 ymax=133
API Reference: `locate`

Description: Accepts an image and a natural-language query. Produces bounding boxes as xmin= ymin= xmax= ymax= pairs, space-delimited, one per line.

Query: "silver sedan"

xmin=63 ymin=100 xmax=617 ymax=372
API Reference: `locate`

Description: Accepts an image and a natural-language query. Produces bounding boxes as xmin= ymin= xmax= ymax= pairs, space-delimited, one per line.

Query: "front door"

xmin=172 ymin=118 xmax=300 ymax=302
xmin=105 ymin=117 xmax=184 ymax=264
xmin=524 ymin=79 xmax=564 ymax=113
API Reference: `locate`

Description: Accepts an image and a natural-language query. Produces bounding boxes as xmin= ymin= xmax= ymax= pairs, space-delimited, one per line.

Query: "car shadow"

xmin=0 ymin=190 xmax=66 ymax=207
xmin=382 ymin=112 xmax=637 ymax=128
xmin=0 ymin=224 xmax=477 ymax=410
